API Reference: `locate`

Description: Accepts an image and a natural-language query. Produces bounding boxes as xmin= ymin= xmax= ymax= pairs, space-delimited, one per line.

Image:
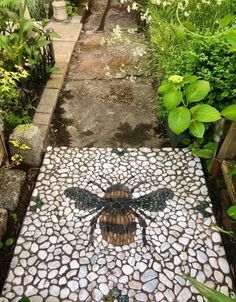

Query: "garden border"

xmin=9 ymin=2 xmax=88 ymax=167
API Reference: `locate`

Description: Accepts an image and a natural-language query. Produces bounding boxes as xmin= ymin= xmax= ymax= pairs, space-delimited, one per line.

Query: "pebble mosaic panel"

xmin=0 ymin=147 xmax=235 ymax=302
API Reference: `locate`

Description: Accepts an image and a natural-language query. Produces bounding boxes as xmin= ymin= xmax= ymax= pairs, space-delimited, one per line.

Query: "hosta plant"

xmin=158 ymin=75 xmax=236 ymax=139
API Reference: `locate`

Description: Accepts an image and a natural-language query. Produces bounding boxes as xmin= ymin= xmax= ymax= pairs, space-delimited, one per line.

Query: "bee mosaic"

xmin=64 ymin=177 xmax=174 ymax=247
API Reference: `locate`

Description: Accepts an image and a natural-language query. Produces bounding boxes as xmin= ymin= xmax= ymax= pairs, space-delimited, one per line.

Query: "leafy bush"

xmin=145 ymin=0 xmax=236 ymax=74
xmin=0 ymin=0 xmax=55 ymax=129
xmin=0 ymin=5 xmax=52 ymax=69
xmin=28 ymin=0 xmax=48 ymax=20
xmin=162 ymin=36 xmax=236 ymax=112
xmin=0 ymin=67 xmax=31 ymax=128
xmin=158 ymin=74 xmax=236 ymax=138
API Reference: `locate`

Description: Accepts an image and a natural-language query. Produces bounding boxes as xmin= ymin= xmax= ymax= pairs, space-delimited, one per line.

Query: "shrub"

xmin=0 ymin=0 xmax=55 ymax=129
xmin=162 ymin=36 xmax=236 ymax=112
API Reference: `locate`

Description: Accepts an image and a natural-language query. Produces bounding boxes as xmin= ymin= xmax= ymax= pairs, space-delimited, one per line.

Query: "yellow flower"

xmin=168 ymin=75 xmax=184 ymax=84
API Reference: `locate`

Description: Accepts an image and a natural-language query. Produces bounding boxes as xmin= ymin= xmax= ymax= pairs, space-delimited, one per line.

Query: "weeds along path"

xmin=49 ymin=0 xmax=165 ymax=148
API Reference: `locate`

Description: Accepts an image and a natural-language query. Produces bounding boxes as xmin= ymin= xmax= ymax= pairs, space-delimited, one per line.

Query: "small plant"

xmin=10 ymin=212 xmax=17 ymax=222
xmin=66 ymin=0 xmax=78 ymax=16
xmin=162 ymin=36 xmax=236 ymax=112
xmin=158 ymin=75 xmax=236 ymax=142
xmin=0 ymin=67 xmax=31 ymax=128
xmin=0 ymin=238 xmax=14 ymax=249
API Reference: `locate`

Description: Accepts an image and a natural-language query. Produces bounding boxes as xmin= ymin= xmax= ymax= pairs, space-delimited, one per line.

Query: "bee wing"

xmin=64 ymin=187 xmax=105 ymax=210
xmin=133 ymin=188 xmax=174 ymax=212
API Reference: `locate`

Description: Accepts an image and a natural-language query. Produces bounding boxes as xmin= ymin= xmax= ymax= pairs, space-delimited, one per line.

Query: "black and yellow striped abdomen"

xmin=100 ymin=191 xmax=136 ymax=246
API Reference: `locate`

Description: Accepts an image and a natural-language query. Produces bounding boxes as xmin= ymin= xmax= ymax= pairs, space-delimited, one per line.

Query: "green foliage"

xmin=0 ymin=238 xmax=14 ymax=249
xmin=66 ymin=0 xmax=78 ymax=16
xmin=28 ymin=0 xmax=47 ymax=20
xmin=162 ymin=36 xmax=236 ymax=112
xmin=227 ymin=205 xmax=236 ymax=220
xmin=158 ymin=74 xmax=236 ymax=158
xmin=0 ymin=0 xmax=53 ymax=128
xmin=221 ymin=104 xmax=236 ymax=121
xmin=0 ymin=66 xmax=31 ymax=128
xmin=0 ymin=0 xmax=18 ymax=8
xmin=191 ymin=142 xmax=218 ymax=159
xmin=168 ymin=107 xmax=191 ymax=135
xmin=0 ymin=6 xmax=51 ymax=69
xmin=186 ymin=276 xmax=236 ymax=302
xmin=227 ymin=168 xmax=236 ymax=176
xmin=5 ymin=238 xmax=14 ymax=246
xmin=214 ymin=225 xmax=235 ymax=237
xmin=10 ymin=212 xmax=17 ymax=222
xmin=225 ymin=29 xmax=236 ymax=52
xmin=158 ymin=76 xmax=225 ymax=139
xmin=18 ymin=297 xmax=31 ymax=302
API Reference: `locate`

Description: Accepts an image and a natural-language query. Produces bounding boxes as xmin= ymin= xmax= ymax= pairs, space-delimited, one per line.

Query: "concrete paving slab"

xmin=46 ymin=22 xmax=83 ymax=42
xmin=33 ymin=112 xmax=53 ymax=126
xmin=54 ymin=61 xmax=69 ymax=76
xmin=46 ymin=74 xmax=64 ymax=90
xmin=50 ymin=78 xmax=162 ymax=148
xmin=53 ymin=41 xmax=76 ymax=63
xmin=0 ymin=147 xmax=235 ymax=301
xmin=68 ymin=40 xmax=147 ymax=80
xmin=38 ymin=88 xmax=60 ymax=109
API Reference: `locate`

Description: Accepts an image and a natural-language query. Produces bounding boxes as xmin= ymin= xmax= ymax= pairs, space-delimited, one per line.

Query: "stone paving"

xmin=0 ymin=147 xmax=234 ymax=302
xmin=49 ymin=0 xmax=164 ymax=148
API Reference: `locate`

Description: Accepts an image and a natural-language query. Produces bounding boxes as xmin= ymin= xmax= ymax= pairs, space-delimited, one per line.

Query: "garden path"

xmin=0 ymin=1 xmax=235 ymax=302
xmin=0 ymin=147 xmax=235 ymax=301
xmin=49 ymin=0 xmax=165 ymax=148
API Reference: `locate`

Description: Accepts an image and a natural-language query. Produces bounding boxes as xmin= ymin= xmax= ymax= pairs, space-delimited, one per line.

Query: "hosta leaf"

xmin=192 ymin=148 xmax=214 ymax=159
xmin=229 ymin=46 xmax=236 ymax=52
xmin=164 ymin=90 xmax=183 ymax=111
xmin=183 ymin=75 xmax=198 ymax=84
xmin=191 ymin=105 xmax=221 ymax=122
xmin=158 ymin=82 xmax=174 ymax=93
xmin=168 ymin=107 xmax=191 ymax=135
xmin=221 ymin=104 xmax=236 ymax=121
xmin=189 ymin=121 xmax=205 ymax=138
xmin=219 ymin=14 xmax=235 ymax=28
xmin=186 ymin=80 xmax=210 ymax=103
xmin=225 ymin=30 xmax=236 ymax=46
xmin=203 ymin=142 xmax=218 ymax=152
